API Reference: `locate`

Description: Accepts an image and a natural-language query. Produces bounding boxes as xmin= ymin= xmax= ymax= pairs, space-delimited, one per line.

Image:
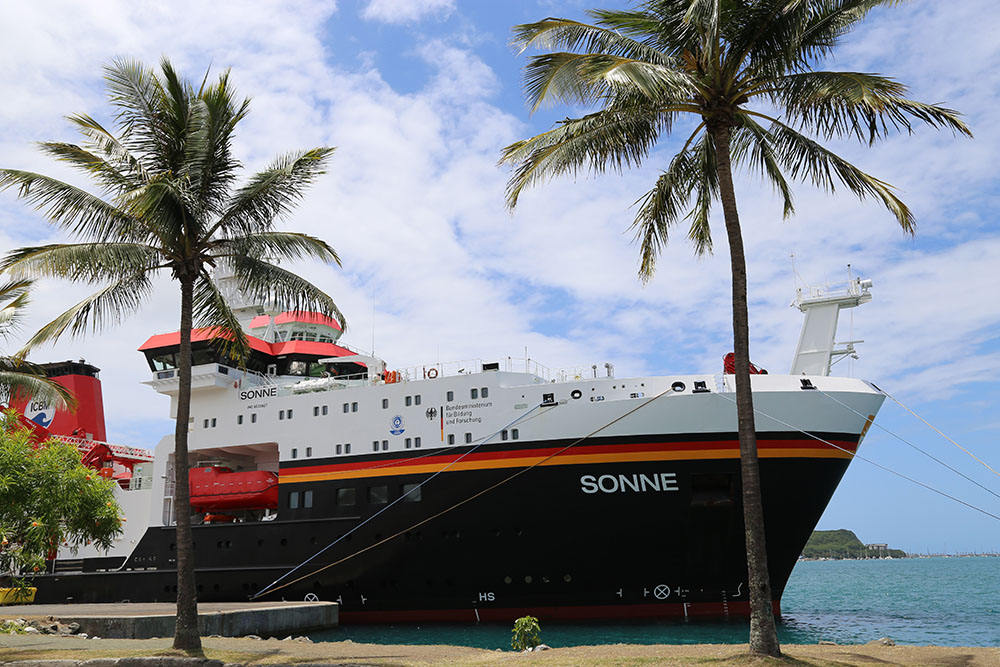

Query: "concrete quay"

xmin=0 ymin=601 xmax=337 ymax=639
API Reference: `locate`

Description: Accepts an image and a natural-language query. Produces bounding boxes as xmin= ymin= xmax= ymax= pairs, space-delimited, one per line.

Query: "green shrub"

xmin=511 ymin=615 xmax=541 ymax=651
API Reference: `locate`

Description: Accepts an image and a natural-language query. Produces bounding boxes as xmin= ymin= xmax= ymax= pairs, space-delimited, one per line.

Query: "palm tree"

xmin=500 ymin=0 xmax=969 ymax=656
xmin=0 ymin=279 xmax=75 ymax=410
xmin=0 ymin=58 xmax=344 ymax=651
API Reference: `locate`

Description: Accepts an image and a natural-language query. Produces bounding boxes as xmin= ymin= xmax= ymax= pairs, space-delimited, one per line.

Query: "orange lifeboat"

xmin=188 ymin=466 xmax=279 ymax=513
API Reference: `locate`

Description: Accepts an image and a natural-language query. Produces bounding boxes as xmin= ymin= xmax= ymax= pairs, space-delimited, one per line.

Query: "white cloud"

xmin=361 ymin=0 xmax=455 ymax=24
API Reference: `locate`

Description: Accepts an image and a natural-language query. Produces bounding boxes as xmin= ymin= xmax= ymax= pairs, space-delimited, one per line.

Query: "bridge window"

xmin=288 ymin=360 xmax=307 ymax=375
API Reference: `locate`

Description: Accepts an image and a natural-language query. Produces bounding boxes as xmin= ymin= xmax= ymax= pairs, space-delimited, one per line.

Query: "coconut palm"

xmin=0 ymin=279 xmax=75 ymax=410
xmin=0 ymin=58 xmax=344 ymax=651
xmin=500 ymin=0 xmax=969 ymax=656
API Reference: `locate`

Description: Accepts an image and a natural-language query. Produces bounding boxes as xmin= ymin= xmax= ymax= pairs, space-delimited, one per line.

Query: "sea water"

xmin=310 ymin=557 xmax=1000 ymax=648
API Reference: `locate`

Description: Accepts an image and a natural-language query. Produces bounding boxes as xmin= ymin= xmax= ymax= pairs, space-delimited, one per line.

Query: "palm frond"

xmin=103 ymin=57 xmax=171 ymax=169
xmin=500 ymin=106 xmax=669 ymax=209
xmin=213 ymin=148 xmax=335 ymax=238
xmin=36 ymin=142 xmax=138 ymax=195
xmin=229 ymin=256 xmax=345 ymax=331
xmin=19 ymin=274 xmax=155 ymax=351
xmin=66 ymin=113 xmax=150 ymax=185
xmin=765 ymin=117 xmax=914 ymax=231
xmin=523 ymin=52 xmax=696 ymax=111
xmin=731 ymin=115 xmax=795 ymax=219
xmin=0 ymin=243 xmax=162 ymax=284
xmin=213 ymin=232 xmax=340 ymax=266
xmin=0 ymin=358 xmax=76 ymax=410
xmin=511 ymin=16 xmax=670 ymax=63
xmin=0 ymin=279 xmax=33 ymax=339
xmin=771 ymin=71 xmax=972 ymax=144
xmin=192 ymin=271 xmax=250 ymax=363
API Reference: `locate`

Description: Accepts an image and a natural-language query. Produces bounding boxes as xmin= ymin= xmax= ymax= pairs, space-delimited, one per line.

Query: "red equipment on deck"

xmin=189 ymin=466 xmax=279 ymax=513
xmin=722 ymin=352 xmax=768 ymax=375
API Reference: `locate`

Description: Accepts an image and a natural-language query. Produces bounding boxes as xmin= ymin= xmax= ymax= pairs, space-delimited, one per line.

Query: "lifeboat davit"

xmin=188 ymin=466 xmax=279 ymax=513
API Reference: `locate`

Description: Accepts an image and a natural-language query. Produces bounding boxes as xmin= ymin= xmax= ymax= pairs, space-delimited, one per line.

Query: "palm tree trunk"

xmin=172 ymin=275 xmax=202 ymax=651
xmin=711 ymin=124 xmax=781 ymax=657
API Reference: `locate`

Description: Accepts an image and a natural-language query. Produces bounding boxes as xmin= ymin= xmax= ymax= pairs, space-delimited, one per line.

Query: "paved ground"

xmin=2 ymin=634 xmax=1000 ymax=666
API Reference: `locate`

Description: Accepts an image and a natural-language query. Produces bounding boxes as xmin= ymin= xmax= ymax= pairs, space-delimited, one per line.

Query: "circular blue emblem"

xmin=390 ymin=415 xmax=405 ymax=436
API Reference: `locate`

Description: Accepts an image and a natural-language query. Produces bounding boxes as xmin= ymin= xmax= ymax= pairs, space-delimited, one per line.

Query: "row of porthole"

xmin=504 ymin=574 xmax=572 ymax=584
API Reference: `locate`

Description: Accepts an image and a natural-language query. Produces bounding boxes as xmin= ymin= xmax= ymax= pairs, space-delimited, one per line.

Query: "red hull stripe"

xmin=280 ymin=438 xmax=857 ymax=484
xmin=340 ymin=600 xmax=781 ymax=624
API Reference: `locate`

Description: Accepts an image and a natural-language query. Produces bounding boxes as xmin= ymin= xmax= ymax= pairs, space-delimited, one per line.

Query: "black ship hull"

xmin=35 ymin=431 xmax=858 ymax=622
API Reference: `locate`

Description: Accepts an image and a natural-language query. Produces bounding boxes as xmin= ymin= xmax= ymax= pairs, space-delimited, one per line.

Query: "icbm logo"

xmin=26 ymin=398 xmax=55 ymax=428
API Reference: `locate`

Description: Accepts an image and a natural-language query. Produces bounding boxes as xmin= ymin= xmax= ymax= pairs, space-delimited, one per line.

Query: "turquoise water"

xmin=311 ymin=557 xmax=1000 ymax=648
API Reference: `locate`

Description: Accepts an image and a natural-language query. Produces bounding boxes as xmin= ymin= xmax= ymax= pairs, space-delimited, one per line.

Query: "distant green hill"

xmin=802 ymin=529 xmax=907 ymax=559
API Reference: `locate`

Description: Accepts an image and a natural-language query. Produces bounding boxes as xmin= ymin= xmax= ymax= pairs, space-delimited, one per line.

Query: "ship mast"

xmin=790 ymin=274 xmax=873 ymax=376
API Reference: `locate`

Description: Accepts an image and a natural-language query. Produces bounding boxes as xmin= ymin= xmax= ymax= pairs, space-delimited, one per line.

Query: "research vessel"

xmin=21 ymin=276 xmax=883 ymax=622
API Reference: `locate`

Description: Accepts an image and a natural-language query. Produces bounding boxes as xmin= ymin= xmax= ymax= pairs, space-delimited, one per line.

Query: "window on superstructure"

xmin=351 ymin=402 xmax=358 ymax=412
xmin=405 ymin=396 xmax=412 ymax=407
xmin=447 ymin=391 xmax=454 ymax=402
xmin=313 ymin=406 xmax=319 ymax=417
xmin=343 ymin=403 xmax=349 ymax=413
xmin=151 ymin=353 xmax=177 ymax=371
xmin=237 ymin=415 xmax=243 ymax=425
xmin=306 ymin=446 xmax=312 ymax=457
xmin=402 ymin=483 xmax=421 ymax=502
xmin=279 ymin=410 xmax=285 ymax=421
xmin=304 ymin=332 xmax=317 ymax=342
xmin=414 ymin=395 xmax=421 ymax=406
xmin=203 ymin=419 xmax=209 ymax=428
xmin=288 ymin=491 xmax=300 ymax=509
xmin=501 ymin=430 xmax=508 ymax=441
xmin=369 ymin=485 xmax=388 ymax=505
xmin=414 ymin=437 xmax=421 ymax=448
xmin=345 ymin=443 xmax=351 ymax=454
xmin=471 ymin=388 xmax=478 ymax=399
xmin=481 ymin=387 xmax=488 ymax=398
xmin=322 ymin=405 xmax=328 ymax=416
xmin=318 ymin=334 xmax=332 ymax=343
xmin=288 ymin=360 xmax=307 ymax=375
xmin=211 ymin=418 xmax=217 ymax=427
xmin=336 ymin=444 xmax=342 ymax=455
xmin=382 ymin=398 xmax=388 ymax=409
xmin=405 ymin=438 xmax=411 ymax=449
xmin=337 ymin=488 xmax=356 ymax=506
xmin=448 ymin=434 xmax=455 ymax=445
xmin=373 ymin=440 xmax=379 ymax=452
xmin=512 ymin=429 xmax=519 ymax=440
xmin=251 ymin=413 xmax=257 ymax=424
xmin=291 ymin=448 xmax=298 ymax=458
xmin=290 ymin=331 xmax=304 ymax=341
xmin=287 ymin=409 xmax=293 ymax=419
xmin=465 ymin=433 xmax=472 ymax=444
xmin=303 ymin=490 xmax=313 ymax=509
xmin=275 ymin=330 xmax=288 ymax=342
xmin=382 ymin=440 xmax=388 ymax=451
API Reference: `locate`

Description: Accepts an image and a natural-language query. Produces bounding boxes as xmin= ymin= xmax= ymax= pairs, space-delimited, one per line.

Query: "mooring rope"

xmin=252 ymin=386 xmax=677 ymax=599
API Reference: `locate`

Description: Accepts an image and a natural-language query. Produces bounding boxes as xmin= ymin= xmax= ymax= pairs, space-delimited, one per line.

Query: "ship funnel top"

xmin=790 ymin=275 xmax=873 ymax=376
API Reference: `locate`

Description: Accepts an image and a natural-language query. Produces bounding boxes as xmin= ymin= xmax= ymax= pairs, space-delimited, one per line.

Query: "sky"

xmin=0 ymin=0 xmax=998 ymax=555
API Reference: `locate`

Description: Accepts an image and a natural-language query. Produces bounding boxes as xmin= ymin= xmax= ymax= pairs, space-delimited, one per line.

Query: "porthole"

xmin=564 ymin=574 xmax=572 ymax=583
xmin=504 ymin=576 xmax=512 ymax=584
xmin=671 ymin=381 xmax=686 ymax=392
xmin=524 ymin=575 xmax=532 ymax=584
xmin=571 ymin=389 xmax=582 ymax=399
xmin=280 ymin=537 xmax=288 ymax=546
